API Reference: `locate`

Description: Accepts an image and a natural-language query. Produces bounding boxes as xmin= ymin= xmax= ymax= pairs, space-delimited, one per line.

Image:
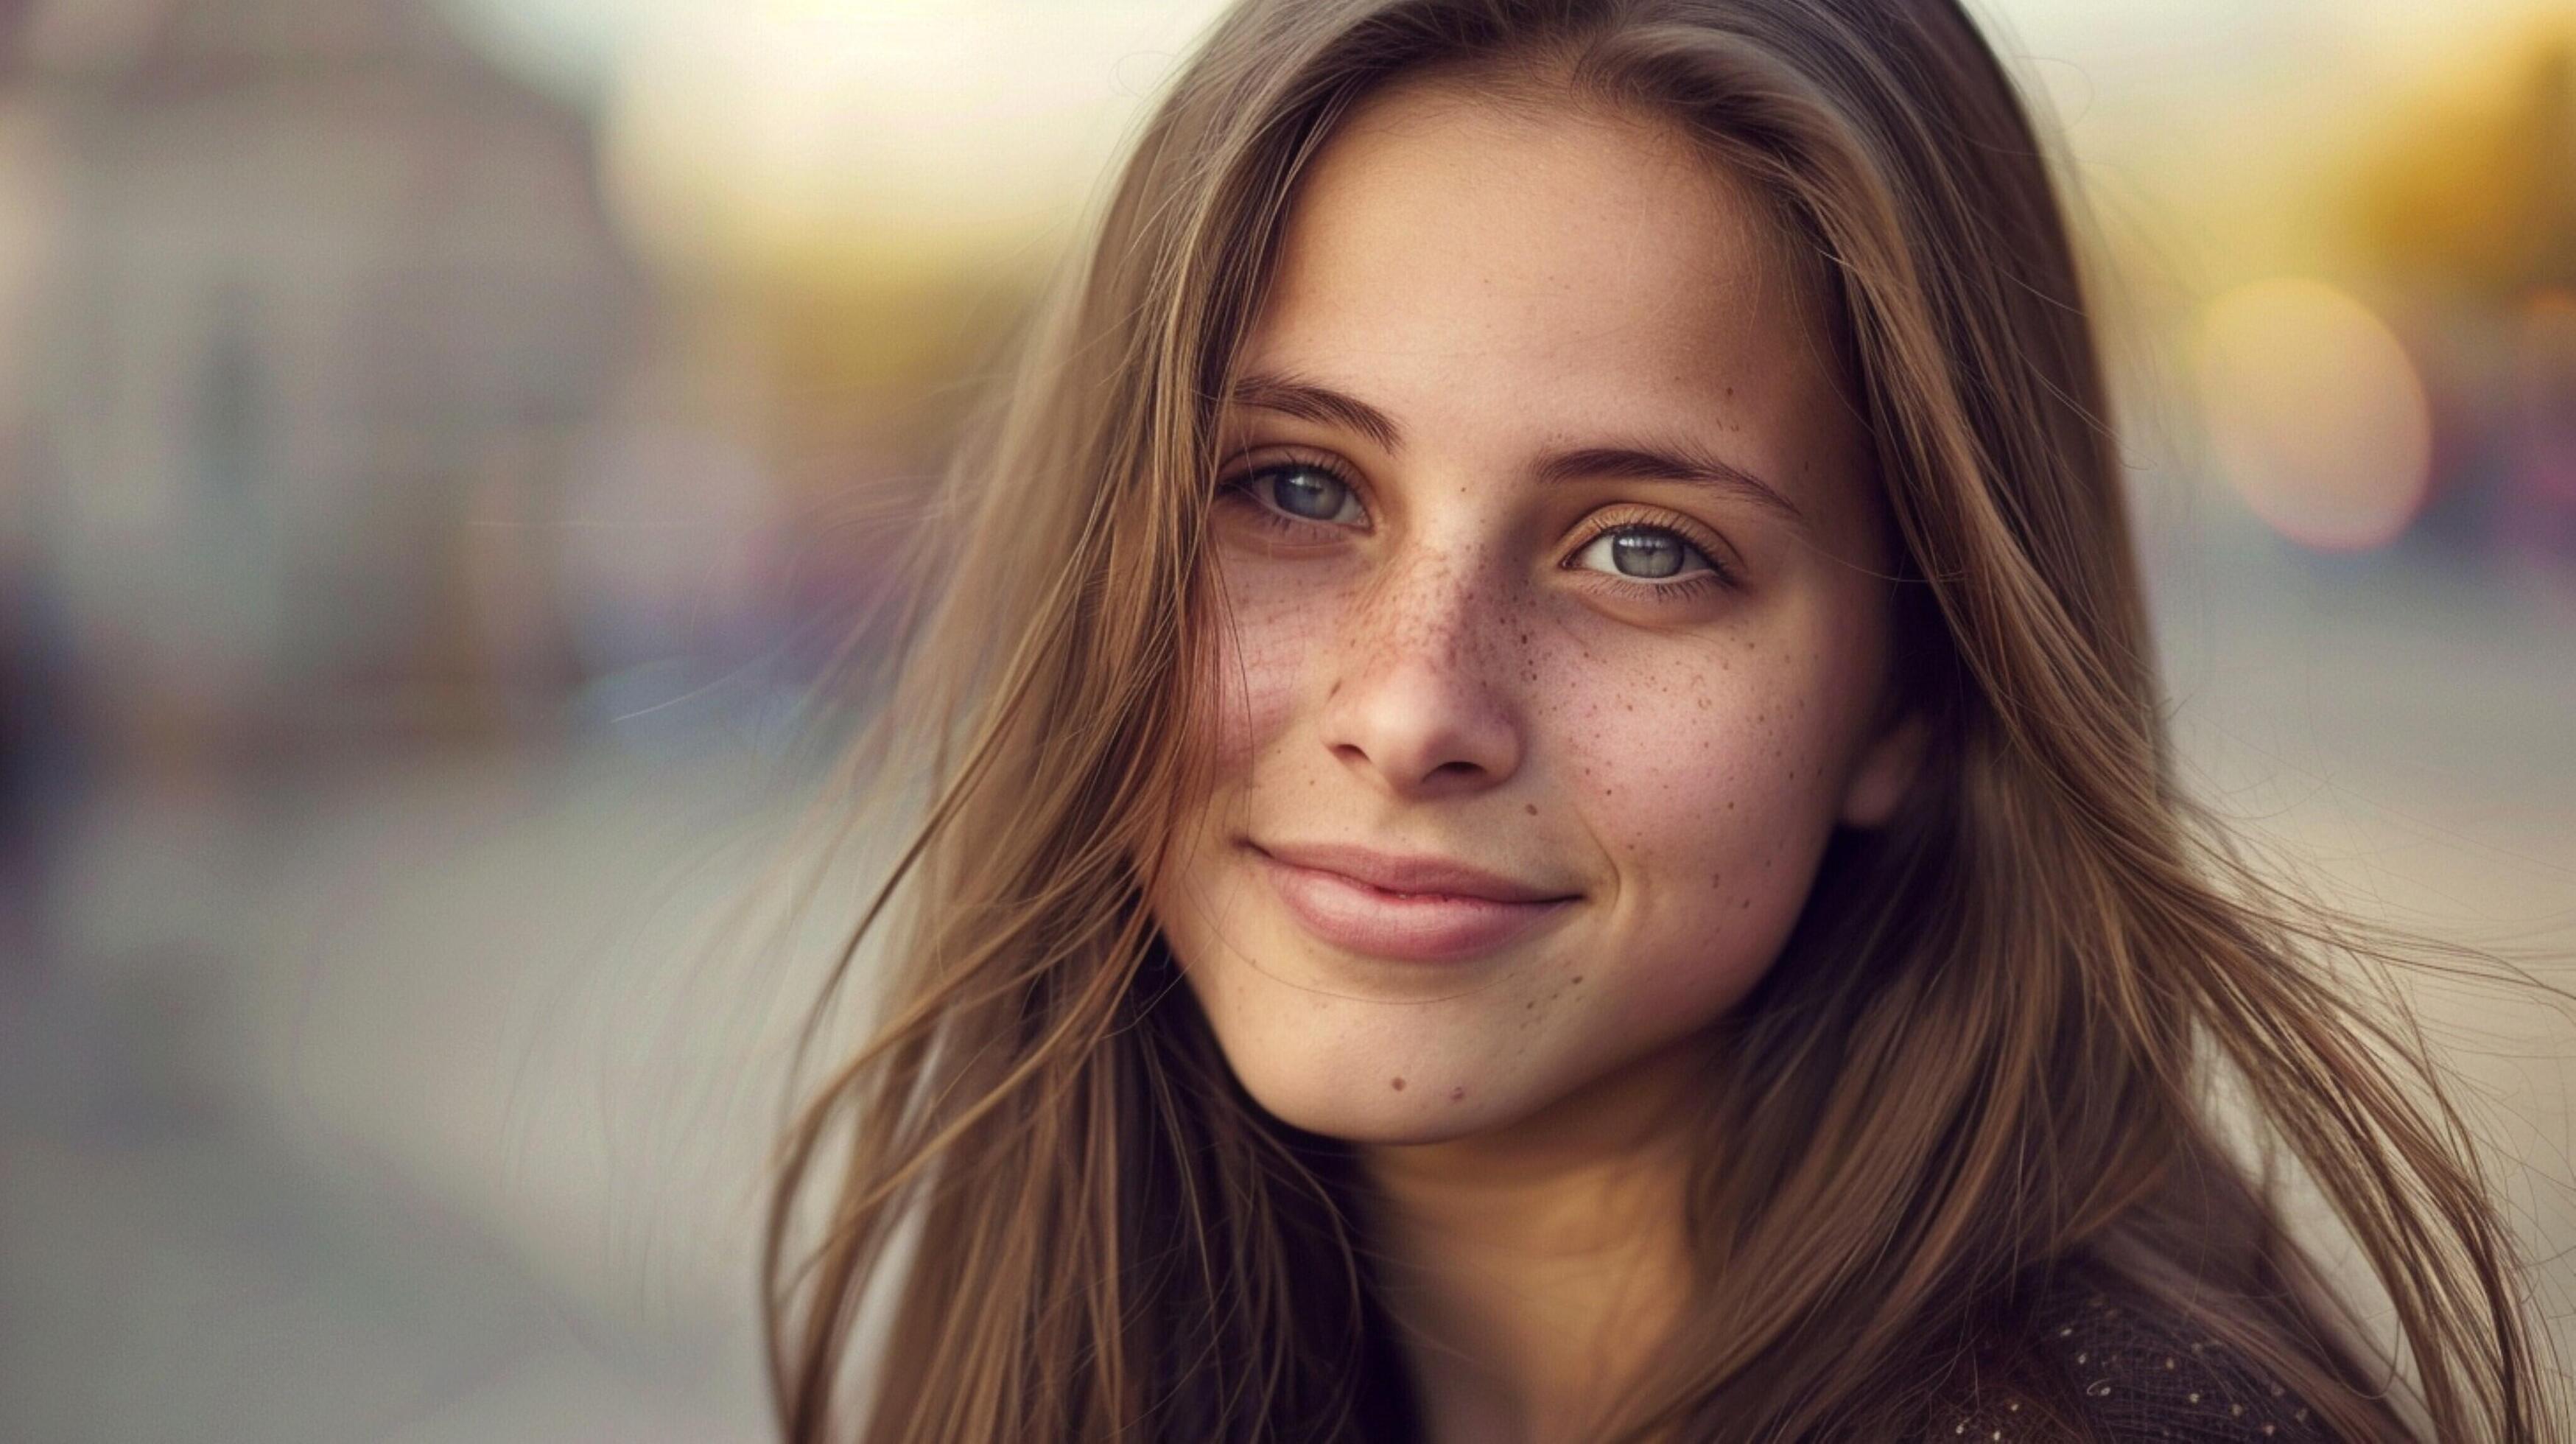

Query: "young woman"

xmin=761 ymin=1 xmax=2571 ymax=1439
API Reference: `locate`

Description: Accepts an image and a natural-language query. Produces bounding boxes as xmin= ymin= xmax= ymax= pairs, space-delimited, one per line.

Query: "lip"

xmin=1250 ymin=841 xmax=1579 ymax=964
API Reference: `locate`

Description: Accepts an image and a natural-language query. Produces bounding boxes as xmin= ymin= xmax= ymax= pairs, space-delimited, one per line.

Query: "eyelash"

xmin=1212 ymin=449 xmax=1742 ymax=598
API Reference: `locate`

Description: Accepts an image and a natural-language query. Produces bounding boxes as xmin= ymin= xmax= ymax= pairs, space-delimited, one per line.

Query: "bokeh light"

xmin=2194 ymin=278 xmax=2435 ymax=550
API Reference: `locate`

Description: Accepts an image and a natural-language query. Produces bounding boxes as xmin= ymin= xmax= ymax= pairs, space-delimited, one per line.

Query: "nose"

xmin=1317 ymin=544 xmax=1525 ymax=799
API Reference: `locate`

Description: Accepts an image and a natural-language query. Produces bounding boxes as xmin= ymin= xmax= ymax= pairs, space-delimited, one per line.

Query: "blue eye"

xmin=1571 ymin=525 xmax=1714 ymax=582
xmin=1229 ymin=460 xmax=1366 ymax=527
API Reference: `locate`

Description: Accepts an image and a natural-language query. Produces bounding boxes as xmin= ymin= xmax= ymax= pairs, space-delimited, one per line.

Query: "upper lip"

xmin=1252 ymin=841 xmax=1578 ymax=904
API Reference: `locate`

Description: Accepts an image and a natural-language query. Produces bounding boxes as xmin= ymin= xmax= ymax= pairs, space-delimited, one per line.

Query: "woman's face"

xmin=1146 ymin=81 xmax=1922 ymax=1145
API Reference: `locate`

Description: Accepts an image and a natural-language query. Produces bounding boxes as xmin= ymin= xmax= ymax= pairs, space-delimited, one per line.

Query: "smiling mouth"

xmin=1247 ymin=841 xmax=1579 ymax=964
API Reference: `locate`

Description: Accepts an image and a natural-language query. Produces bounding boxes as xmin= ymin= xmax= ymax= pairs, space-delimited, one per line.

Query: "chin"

xmin=1264 ymin=1095 xmax=1503 ymax=1148
xmin=1224 ymin=1051 xmax=1523 ymax=1146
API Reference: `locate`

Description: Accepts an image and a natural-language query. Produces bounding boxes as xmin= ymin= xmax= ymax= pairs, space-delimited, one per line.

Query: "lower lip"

xmin=1254 ymin=848 xmax=1575 ymax=964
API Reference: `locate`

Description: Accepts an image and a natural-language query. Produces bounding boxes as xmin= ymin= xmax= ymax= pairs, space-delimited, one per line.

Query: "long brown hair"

xmin=761 ymin=1 xmax=2573 ymax=1438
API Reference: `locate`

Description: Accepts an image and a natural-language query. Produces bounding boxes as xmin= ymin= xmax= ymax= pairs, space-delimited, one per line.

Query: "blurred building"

xmin=1 ymin=0 xmax=643 ymax=774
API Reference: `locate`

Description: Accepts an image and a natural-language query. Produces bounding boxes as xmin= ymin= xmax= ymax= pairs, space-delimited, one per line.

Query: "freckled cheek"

xmin=1533 ymin=638 xmax=1859 ymax=1025
xmin=1538 ymin=645 xmax=1847 ymax=868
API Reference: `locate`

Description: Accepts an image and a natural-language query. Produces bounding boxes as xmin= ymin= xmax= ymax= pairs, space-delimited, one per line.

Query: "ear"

xmin=1836 ymin=709 xmax=1929 ymax=830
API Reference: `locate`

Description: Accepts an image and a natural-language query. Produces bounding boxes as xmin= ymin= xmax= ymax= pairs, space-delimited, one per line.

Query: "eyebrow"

xmin=1224 ymin=369 xmax=1808 ymax=528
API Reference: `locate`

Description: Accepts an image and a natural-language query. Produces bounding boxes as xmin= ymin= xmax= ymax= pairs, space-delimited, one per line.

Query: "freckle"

xmin=1570 ymin=975 xmax=1584 ymax=984
xmin=1741 ymin=898 xmax=1752 ymax=910
xmin=1524 ymin=803 xmax=1537 ymax=816
xmin=1390 ymin=1077 xmax=1405 ymax=1091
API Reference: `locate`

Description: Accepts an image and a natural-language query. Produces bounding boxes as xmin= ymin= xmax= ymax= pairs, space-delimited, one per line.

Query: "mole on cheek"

xmin=1389 ymin=1076 xmax=1405 ymax=1091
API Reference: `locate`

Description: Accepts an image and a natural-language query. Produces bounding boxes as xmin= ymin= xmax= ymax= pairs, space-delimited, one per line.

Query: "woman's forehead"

xmin=1260 ymin=84 xmax=1803 ymax=347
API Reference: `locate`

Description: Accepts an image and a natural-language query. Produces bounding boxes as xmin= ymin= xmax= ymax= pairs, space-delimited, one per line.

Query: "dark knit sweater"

xmin=1921 ymin=1269 xmax=2340 ymax=1443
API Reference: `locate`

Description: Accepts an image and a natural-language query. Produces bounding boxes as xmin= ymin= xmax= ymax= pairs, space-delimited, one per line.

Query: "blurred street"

xmin=1 ymin=737 xmax=814 ymax=1442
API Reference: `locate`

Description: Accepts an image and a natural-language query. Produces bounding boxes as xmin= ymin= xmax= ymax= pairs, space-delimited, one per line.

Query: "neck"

xmin=1357 ymin=1037 xmax=1710 ymax=1444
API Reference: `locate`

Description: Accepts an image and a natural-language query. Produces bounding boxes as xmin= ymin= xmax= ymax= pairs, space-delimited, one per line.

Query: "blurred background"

xmin=0 ymin=0 xmax=2569 ymax=1438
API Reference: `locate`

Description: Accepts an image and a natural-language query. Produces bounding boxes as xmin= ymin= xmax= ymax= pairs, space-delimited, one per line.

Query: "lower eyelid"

xmin=1596 ymin=572 xmax=1731 ymax=610
xmin=1215 ymin=482 xmax=1363 ymax=541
